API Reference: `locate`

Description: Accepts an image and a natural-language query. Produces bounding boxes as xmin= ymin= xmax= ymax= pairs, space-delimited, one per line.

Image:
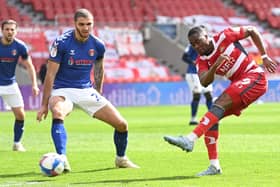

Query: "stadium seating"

xmin=18 ymin=0 xmax=237 ymax=26
xmin=0 ymin=0 xmax=32 ymax=26
xmin=233 ymin=0 xmax=280 ymax=29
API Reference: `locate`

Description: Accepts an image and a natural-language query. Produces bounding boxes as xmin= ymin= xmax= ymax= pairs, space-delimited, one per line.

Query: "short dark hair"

xmin=188 ymin=25 xmax=207 ymax=38
xmin=74 ymin=9 xmax=93 ymax=22
xmin=1 ymin=19 xmax=17 ymax=30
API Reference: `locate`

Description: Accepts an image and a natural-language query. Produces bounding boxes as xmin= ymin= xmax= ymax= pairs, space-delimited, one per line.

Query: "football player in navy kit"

xmin=37 ymin=9 xmax=139 ymax=172
xmin=0 ymin=19 xmax=39 ymax=152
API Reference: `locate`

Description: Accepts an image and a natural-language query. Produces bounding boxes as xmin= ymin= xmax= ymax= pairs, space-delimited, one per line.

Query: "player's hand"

xmin=215 ymin=54 xmax=231 ymax=70
xmin=37 ymin=105 xmax=48 ymax=122
xmin=32 ymin=86 xmax=40 ymax=96
xmin=262 ymin=56 xmax=278 ymax=73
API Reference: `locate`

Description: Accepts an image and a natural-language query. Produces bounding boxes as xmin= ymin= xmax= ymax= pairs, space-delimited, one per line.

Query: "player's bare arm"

xmin=21 ymin=56 xmax=40 ymax=96
xmin=237 ymin=26 xmax=278 ymax=73
xmin=94 ymin=58 xmax=104 ymax=94
xmin=37 ymin=60 xmax=59 ymax=122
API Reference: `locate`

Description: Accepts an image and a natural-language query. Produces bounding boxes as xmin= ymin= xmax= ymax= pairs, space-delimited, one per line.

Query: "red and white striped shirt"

xmin=197 ymin=27 xmax=263 ymax=82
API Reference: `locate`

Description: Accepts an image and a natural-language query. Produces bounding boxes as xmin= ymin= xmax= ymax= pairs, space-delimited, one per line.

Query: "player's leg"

xmin=164 ymin=96 xmax=228 ymax=151
xmin=11 ymin=106 xmax=26 ymax=152
xmin=196 ymin=73 xmax=267 ymax=176
xmin=2 ymin=84 xmax=26 ymax=152
xmin=94 ymin=103 xmax=139 ymax=168
xmin=197 ymin=124 xmax=222 ymax=176
xmin=49 ymin=95 xmax=73 ymax=172
xmin=77 ymin=87 xmax=139 ymax=168
xmin=190 ymin=93 xmax=200 ymax=125
xmin=164 ymin=72 xmax=267 ymax=175
xmin=186 ymin=73 xmax=202 ymax=125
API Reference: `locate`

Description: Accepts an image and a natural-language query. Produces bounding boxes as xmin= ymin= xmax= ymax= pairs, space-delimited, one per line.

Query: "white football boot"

xmin=60 ymin=154 xmax=71 ymax=173
xmin=115 ymin=156 xmax=140 ymax=168
xmin=13 ymin=142 xmax=26 ymax=152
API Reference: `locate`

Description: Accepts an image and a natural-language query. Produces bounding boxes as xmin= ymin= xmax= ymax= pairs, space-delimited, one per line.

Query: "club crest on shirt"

xmin=50 ymin=45 xmax=57 ymax=57
xmin=88 ymin=49 xmax=95 ymax=56
xmin=11 ymin=49 xmax=17 ymax=56
xmin=219 ymin=46 xmax=225 ymax=53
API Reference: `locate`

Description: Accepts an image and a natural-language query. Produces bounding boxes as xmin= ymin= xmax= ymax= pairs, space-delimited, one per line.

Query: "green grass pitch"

xmin=0 ymin=103 xmax=279 ymax=187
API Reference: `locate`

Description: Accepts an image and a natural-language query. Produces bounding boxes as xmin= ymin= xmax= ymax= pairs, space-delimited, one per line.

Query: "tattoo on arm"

xmin=94 ymin=59 xmax=104 ymax=93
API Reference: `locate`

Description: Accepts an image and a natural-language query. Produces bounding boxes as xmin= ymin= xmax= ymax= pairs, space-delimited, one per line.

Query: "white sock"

xmin=116 ymin=155 xmax=127 ymax=160
xmin=186 ymin=132 xmax=198 ymax=142
xmin=210 ymin=159 xmax=221 ymax=170
xmin=191 ymin=117 xmax=197 ymax=122
xmin=60 ymin=154 xmax=67 ymax=161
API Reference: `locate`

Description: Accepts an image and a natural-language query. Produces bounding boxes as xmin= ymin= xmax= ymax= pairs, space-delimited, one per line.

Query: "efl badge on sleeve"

xmin=50 ymin=46 xmax=57 ymax=57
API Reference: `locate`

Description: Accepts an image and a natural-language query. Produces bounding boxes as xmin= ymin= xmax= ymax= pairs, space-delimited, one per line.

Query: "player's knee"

xmin=15 ymin=112 xmax=25 ymax=121
xmin=115 ymin=119 xmax=128 ymax=132
xmin=193 ymin=93 xmax=201 ymax=101
xmin=209 ymin=105 xmax=225 ymax=119
xmin=13 ymin=108 xmax=25 ymax=120
xmin=51 ymin=106 xmax=65 ymax=119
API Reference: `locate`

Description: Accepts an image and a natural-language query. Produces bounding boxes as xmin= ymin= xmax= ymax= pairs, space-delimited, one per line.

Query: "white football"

xmin=39 ymin=152 xmax=64 ymax=177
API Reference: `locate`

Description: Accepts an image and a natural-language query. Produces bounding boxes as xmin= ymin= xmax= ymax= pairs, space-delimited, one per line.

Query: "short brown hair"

xmin=74 ymin=9 xmax=93 ymax=22
xmin=1 ymin=19 xmax=17 ymax=30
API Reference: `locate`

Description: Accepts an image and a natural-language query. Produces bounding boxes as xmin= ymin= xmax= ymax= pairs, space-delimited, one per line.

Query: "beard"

xmin=3 ymin=35 xmax=14 ymax=44
xmin=76 ymin=28 xmax=90 ymax=40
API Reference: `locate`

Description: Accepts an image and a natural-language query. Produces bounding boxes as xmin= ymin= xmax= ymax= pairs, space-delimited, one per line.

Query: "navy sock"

xmin=114 ymin=130 xmax=128 ymax=157
xmin=51 ymin=119 xmax=67 ymax=155
xmin=204 ymin=92 xmax=213 ymax=110
xmin=206 ymin=99 xmax=213 ymax=110
xmin=191 ymin=100 xmax=199 ymax=118
xmin=14 ymin=120 xmax=24 ymax=142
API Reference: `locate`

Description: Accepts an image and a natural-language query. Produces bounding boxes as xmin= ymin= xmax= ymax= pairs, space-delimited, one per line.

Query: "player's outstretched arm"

xmin=242 ymin=26 xmax=278 ymax=73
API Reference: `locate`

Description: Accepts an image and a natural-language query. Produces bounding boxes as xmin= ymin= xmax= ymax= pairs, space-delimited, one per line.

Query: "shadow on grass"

xmin=0 ymin=172 xmax=42 ymax=178
xmin=74 ymin=167 xmax=116 ymax=173
xmin=71 ymin=175 xmax=198 ymax=185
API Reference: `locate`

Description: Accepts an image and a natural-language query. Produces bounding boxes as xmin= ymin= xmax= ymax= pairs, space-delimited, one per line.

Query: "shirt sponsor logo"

xmin=67 ymin=56 xmax=93 ymax=65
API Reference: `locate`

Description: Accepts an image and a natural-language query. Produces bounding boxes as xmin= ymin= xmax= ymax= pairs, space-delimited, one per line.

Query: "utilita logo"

xmin=68 ymin=57 xmax=93 ymax=65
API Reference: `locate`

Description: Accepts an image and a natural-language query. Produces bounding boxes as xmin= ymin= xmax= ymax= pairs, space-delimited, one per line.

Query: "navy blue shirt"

xmin=182 ymin=45 xmax=198 ymax=74
xmin=49 ymin=30 xmax=105 ymax=89
xmin=0 ymin=38 xmax=29 ymax=85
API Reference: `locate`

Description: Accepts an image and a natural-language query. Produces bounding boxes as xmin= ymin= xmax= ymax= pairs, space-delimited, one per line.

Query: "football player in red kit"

xmin=164 ymin=25 xmax=278 ymax=176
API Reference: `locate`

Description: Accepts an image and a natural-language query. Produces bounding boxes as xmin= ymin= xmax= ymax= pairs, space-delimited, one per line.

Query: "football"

xmin=39 ymin=152 xmax=64 ymax=177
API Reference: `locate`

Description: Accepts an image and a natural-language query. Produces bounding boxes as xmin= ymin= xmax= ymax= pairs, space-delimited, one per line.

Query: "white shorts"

xmin=0 ymin=83 xmax=24 ymax=108
xmin=185 ymin=73 xmax=213 ymax=93
xmin=51 ymin=87 xmax=109 ymax=116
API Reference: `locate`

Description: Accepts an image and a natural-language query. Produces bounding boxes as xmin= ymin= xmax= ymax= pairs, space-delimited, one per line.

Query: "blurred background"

xmin=1 ymin=0 xmax=280 ymax=109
